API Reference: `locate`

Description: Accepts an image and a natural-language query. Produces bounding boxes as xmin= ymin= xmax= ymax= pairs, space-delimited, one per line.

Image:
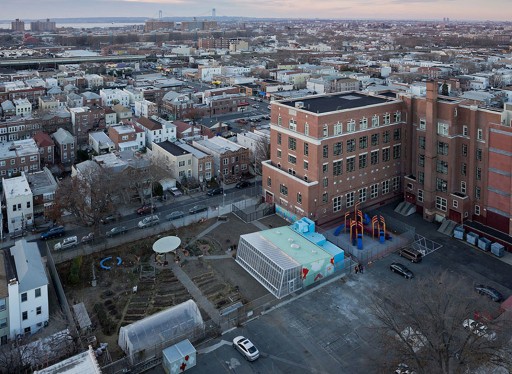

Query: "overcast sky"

xmin=1 ymin=0 xmax=509 ymax=21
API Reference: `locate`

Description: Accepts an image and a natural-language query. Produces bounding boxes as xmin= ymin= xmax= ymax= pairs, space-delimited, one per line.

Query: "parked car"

xmin=236 ymin=180 xmax=250 ymax=189
xmin=390 ymin=262 xmax=414 ymax=279
xmin=40 ymin=226 xmax=65 ymax=240
xmin=252 ymin=104 xmax=259 ymax=108
xmin=81 ymin=232 xmax=94 ymax=244
xmin=106 ymin=226 xmax=127 ymax=237
xmin=54 ymin=236 xmax=79 ymax=251
xmin=232 ymin=336 xmax=260 ymax=361
xmin=398 ymin=248 xmax=423 ymax=263
xmin=100 ymin=213 xmax=120 ymax=224
xmin=207 ymin=187 xmax=223 ymax=196
xmin=189 ymin=205 xmax=208 ymax=214
xmin=474 ymin=284 xmax=503 ymax=302
xmin=463 ymin=319 xmax=497 ymax=341
xmin=138 ymin=215 xmax=160 ymax=228
xmin=170 ymin=187 xmax=182 ymax=197
xmin=136 ymin=204 xmax=156 ymax=215
xmin=166 ymin=211 xmax=185 ymax=220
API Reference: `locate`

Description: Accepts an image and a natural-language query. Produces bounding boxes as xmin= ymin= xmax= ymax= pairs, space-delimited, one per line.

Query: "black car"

xmin=207 ymin=187 xmax=224 ymax=196
xmin=40 ymin=226 xmax=65 ymax=240
xmin=236 ymin=180 xmax=250 ymax=189
xmin=390 ymin=262 xmax=414 ymax=279
xmin=475 ymin=284 xmax=503 ymax=302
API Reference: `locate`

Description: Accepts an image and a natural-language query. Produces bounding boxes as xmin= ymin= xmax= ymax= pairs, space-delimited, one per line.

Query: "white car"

xmin=463 ymin=319 xmax=497 ymax=341
xmin=54 ymin=236 xmax=78 ymax=251
xmin=138 ymin=215 xmax=160 ymax=228
xmin=233 ymin=336 xmax=259 ymax=361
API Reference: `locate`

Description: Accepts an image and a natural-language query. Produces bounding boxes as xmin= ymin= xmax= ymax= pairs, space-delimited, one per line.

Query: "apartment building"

xmin=1 ymin=240 xmax=49 ymax=341
xmin=152 ymin=141 xmax=194 ymax=182
xmin=193 ymin=136 xmax=250 ymax=184
xmin=174 ymin=141 xmax=214 ymax=183
xmin=13 ymin=98 xmax=32 ymax=116
xmin=262 ymin=92 xmax=404 ymax=224
xmin=26 ymin=167 xmax=58 ymax=219
xmin=0 ymin=139 xmax=40 ymax=178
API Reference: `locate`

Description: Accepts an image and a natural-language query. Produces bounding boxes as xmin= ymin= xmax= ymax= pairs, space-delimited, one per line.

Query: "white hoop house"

xmin=118 ymin=300 xmax=204 ymax=360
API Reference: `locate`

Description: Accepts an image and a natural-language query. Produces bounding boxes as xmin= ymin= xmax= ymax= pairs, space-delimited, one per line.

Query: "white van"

xmin=54 ymin=236 xmax=79 ymax=251
xmin=138 ymin=215 xmax=160 ymax=228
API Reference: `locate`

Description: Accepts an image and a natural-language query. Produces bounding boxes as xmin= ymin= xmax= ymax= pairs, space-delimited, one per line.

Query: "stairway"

xmin=437 ymin=219 xmax=457 ymax=236
xmin=394 ymin=202 xmax=417 ymax=216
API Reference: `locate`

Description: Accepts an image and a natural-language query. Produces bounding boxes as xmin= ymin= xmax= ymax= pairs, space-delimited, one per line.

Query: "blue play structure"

xmin=291 ymin=217 xmax=345 ymax=271
xmin=100 ymin=256 xmax=122 ymax=270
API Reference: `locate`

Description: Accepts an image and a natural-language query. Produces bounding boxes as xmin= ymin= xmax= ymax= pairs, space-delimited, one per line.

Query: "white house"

xmin=88 ymin=131 xmax=115 ymax=154
xmin=134 ymin=116 xmax=176 ymax=149
xmin=122 ymin=87 xmax=144 ymax=107
xmin=2 ymin=173 xmax=33 ymax=233
xmin=134 ymin=99 xmax=157 ymax=118
xmin=84 ymin=74 xmax=103 ymax=90
xmin=99 ymin=88 xmax=131 ymax=108
xmin=5 ymin=239 xmax=49 ymax=339
xmin=13 ymin=98 xmax=32 ymax=116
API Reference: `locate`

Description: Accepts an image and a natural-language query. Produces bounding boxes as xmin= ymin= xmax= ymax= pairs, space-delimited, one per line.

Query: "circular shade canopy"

xmin=153 ymin=236 xmax=181 ymax=254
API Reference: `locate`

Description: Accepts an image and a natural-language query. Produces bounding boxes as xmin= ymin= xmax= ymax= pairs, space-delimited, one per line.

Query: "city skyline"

xmin=1 ymin=0 xmax=511 ymax=22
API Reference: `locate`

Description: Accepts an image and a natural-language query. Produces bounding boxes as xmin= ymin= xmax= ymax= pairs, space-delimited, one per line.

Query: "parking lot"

xmin=183 ymin=207 xmax=512 ymax=374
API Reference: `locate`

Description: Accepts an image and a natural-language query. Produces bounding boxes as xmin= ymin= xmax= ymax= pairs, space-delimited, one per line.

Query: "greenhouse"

xmin=236 ymin=219 xmax=343 ymax=299
xmin=118 ymin=300 xmax=204 ymax=361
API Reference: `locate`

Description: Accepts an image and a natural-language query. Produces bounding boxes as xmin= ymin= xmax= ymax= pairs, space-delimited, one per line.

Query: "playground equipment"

xmin=333 ymin=202 xmax=392 ymax=248
xmin=100 ymin=256 xmax=122 ymax=270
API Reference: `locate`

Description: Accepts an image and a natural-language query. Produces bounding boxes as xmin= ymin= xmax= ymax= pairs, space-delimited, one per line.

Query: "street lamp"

xmin=218 ymin=170 xmax=225 ymax=212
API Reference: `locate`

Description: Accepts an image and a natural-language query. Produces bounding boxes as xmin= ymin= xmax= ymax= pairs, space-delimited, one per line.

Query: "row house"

xmin=108 ymin=123 xmax=146 ymax=152
xmin=175 ymin=142 xmax=214 ymax=183
xmin=88 ymin=131 xmax=115 ymax=154
xmin=0 ymin=240 xmax=49 ymax=343
xmin=66 ymin=93 xmax=84 ymax=108
xmin=26 ymin=167 xmax=58 ymax=219
xmin=37 ymin=109 xmax=72 ymax=135
xmin=138 ymin=86 xmax=164 ymax=108
xmin=99 ymin=88 xmax=131 ymax=108
xmin=81 ymin=92 xmax=102 ymax=107
xmin=0 ymin=87 xmax=46 ymax=108
xmin=84 ymin=74 xmax=104 ymax=90
xmin=69 ymin=105 xmax=115 ymax=146
xmin=134 ymin=99 xmax=157 ymax=118
xmin=306 ymin=77 xmax=359 ymax=94
xmin=112 ymin=104 xmax=133 ymax=123
xmin=38 ymin=95 xmax=66 ymax=111
xmin=1 ymin=101 xmax=15 ymax=117
xmin=32 ymin=131 xmax=55 ymax=167
xmin=0 ymin=138 xmax=40 ymax=178
xmin=122 ymin=87 xmax=144 ymax=108
xmin=12 ymin=98 xmax=32 ymax=117
xmin=174 ymin=120 xmax=202 ymax=141
xmin=262 ymin=91 xmax=405 ymax=224
xmin=152 ymin=141 xmax=194 ymax=182
xmin=52 ymin=128 xmax=75 ymax=167
xmin=161 ymin=92 xmax=195 ymax=120
xmin=0 ymin=116 xmax=41 ymax=143
xmin=134 ymin=116 xmax=176 ymax=149
xmin=192 ymin=136 xmax=250 ymax=184
xmin=204 ymin=93 xmax=249 ymax=116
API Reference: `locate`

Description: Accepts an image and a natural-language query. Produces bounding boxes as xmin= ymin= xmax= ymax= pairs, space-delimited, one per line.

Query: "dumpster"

xmin=491 ymin=243 xmax=505 ymax=258
xmin=477 ymin=237 xmax=491 ymax=252
xmin=453 ymin=226 xmax=465 ymax=240
xmin=466 ymin=232 xmax=479 ymax=246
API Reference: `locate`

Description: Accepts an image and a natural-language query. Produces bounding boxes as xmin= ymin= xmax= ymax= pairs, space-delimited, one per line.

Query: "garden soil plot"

xmin=56 ymin=223 xmax=212 ymax=360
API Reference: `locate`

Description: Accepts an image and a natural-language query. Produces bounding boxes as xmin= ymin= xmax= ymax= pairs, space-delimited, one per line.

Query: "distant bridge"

xmin=0 ymin=54 xmax=152 ymax=69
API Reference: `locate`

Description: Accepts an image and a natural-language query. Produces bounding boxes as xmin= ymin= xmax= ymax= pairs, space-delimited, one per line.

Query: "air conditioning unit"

xmin=295 ymin=101 xmax=304 ymax=109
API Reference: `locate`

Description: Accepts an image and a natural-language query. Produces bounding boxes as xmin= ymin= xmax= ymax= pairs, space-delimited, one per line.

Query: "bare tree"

xmin=253 ymin=135 xmax=270 ymax=176
xmin=55 ymin=165 xmax=117 ymax=230
xmin=370 ymin=271 xmax=512 ymax=374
